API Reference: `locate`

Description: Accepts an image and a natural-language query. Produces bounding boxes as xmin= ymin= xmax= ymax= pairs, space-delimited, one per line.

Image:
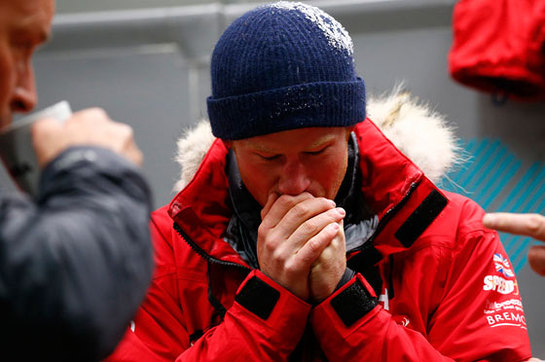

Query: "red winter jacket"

xmin=107 ymin=120 xmax=532 ymax=361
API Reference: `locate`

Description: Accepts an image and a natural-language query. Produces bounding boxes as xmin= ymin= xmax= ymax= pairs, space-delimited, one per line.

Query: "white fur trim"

xmin=367 ymin=87 xmax=460 ymax=183
xmin=173 ymin=121 xmax=216 ymax=192
xmin=173 ymin=88 xmax=461 ymax=192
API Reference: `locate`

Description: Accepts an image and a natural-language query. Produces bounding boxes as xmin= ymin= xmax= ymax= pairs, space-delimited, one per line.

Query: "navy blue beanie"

xmin=207 ymin=1 xmax=366 ymax=140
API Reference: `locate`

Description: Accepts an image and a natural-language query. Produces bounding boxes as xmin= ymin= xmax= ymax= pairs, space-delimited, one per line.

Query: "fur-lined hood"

xmin=173 ymin=89 xmax=460 ymax=192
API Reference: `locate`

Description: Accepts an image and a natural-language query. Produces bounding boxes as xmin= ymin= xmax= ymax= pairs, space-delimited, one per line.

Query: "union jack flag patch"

xmin=494 ymin=253 xmax=515 ymax=278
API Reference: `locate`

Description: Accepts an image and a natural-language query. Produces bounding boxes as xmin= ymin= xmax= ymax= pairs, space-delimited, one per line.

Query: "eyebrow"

xmin=249 ymin=134 xmax=337 ymax=153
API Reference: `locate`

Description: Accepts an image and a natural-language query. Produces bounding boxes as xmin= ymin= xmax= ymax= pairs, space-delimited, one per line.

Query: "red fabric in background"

xmin=527 ymin=1 xmax=545 ymax=74
xmin=449 ymin=0 xmax=545 ymax=101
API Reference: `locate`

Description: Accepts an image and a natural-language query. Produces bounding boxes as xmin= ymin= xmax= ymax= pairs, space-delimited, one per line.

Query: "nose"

xmin=277 ymin=160 xmax=311 ymax=196
xmin=10 ymin=58 xmax=37 ymax=114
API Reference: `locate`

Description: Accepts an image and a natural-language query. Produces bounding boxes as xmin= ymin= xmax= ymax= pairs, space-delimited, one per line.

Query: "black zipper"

xmin=173 ymin=221 xmax=251 ymax=272
xmin=173 ymin=221 xmax=252 ymax=322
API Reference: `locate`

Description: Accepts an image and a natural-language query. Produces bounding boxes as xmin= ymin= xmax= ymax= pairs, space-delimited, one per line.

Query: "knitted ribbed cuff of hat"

xmin=207 ymin=77 xmax=366 ymax=140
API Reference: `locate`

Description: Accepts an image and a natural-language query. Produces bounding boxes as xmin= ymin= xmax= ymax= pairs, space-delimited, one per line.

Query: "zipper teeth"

xmin=173 ymin=222 xmax=251 ymax=271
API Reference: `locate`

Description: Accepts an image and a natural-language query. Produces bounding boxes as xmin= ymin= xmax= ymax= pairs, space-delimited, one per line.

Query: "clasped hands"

xmin=257 ymin=192 xmax=347 ymax=303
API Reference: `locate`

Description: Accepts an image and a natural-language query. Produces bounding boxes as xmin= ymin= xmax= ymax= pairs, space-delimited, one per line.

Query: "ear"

xmin=223 ymin=140 xmax=233 ymax=149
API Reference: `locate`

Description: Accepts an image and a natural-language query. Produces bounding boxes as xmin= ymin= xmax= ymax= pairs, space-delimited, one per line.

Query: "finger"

xmin=260 ymin=193 xmax=316 ymax=230
xmin=260 ymin=192 xmax=280 ymax=220
xmin=271 ymin=208 xmax=345 ymax=263
xmin=126 ymin=142 xmax=144 ymax=166
xmin=289 ymin=207 xmax=345 ymax=250
xmin=32 ymin=118 xmax=64 ymax=168
xmin=114 ymin=123 xmax=143 ymax=165
xmin=528 ymin=244 xmax=545 ymax=276
xmin=258 ymin=194 xmax=313 ymax=257
xmin=313 ymin=220 xmax=346 ymax=265
xmin=330 ymin=219 xmax=346 ymax=252
xmin=259 ymin=206 xmax=344 ymax=264
xmin=68 ymin=107 xmax=110 ymax=125
xmin=483 ymin=213 xmax=545 ymax=241
xmin=296 ymin=222 xmax=339 ymax=266
xmin=276 ymin=197 xmax=338 ymax=238
xmin=32 ymin=117 xmax=61 ymax=137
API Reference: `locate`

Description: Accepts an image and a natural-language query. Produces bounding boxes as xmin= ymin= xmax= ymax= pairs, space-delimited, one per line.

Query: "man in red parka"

xmin=108 ymin=2 xmax=533 ymax=361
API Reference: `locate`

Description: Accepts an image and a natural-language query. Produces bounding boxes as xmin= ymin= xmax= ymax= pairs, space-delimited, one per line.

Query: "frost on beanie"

xmin=207 ymin=1 xmax=366 ymax=140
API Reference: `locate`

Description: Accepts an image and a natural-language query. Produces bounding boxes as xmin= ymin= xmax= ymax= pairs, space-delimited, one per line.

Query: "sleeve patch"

xmin=235 ymin=276 xmax=280 ymax=320
xmin=330 ymin=279 xmax=377 ymax=327
xmin=395 ymin=189 xmax=448 ymax=247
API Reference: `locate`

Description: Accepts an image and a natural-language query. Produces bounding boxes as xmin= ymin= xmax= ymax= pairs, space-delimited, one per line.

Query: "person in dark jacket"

xmin=0 ymin=0 xmax=153 ymax=360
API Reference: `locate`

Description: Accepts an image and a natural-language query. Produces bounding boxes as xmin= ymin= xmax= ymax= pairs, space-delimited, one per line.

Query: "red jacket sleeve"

xmin=176 ymin=270 xmax=311 ymax=361
xmin=106 ymin=210 xmax=312 ymax=362
xmin=311 ymin=223 xmax=532 ymax=361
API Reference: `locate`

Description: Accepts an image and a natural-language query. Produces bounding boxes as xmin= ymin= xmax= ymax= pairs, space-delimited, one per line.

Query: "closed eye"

xmin=305 ymin=146 xmax=328 ymax=156
xmin=256 ymin=153 xmax=280 ymax=161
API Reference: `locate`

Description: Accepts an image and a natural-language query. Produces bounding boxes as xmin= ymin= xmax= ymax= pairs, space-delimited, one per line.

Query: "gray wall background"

xmin=3 ymin=0 xmax=544 ymax=356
